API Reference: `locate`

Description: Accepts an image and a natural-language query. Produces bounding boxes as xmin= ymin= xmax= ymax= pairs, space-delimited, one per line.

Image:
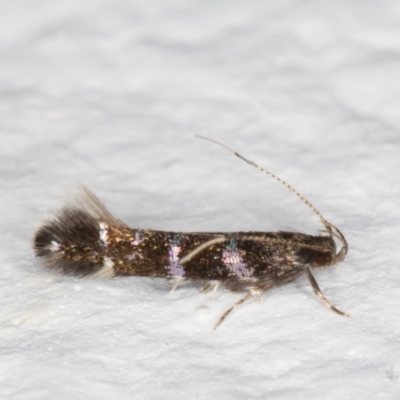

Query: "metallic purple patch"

xmin=222 ymin=240 xmax=253 ymax=279
xmin=166 ymin=241 xmax=185 ymax=278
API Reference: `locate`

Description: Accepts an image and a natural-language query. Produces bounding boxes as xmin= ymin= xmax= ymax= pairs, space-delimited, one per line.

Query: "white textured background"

xmin=1 ymin=1 xmax=400 ymax=399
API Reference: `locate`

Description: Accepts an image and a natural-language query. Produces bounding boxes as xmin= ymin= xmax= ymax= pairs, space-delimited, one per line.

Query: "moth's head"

xmin=312 ymin=221 xmax=348 ymax=268
xmin=310 ymin=236 xmax=337 ymax=268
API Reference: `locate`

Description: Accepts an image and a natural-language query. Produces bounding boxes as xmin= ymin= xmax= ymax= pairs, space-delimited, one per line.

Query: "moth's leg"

xmin=305 ymin=268 xmax=349 ymax=317
xmin=211 ymin=282 xmax=220 ymax=298
xmin=200 ymin=281 xmax=220 ymax=298
xmin=251 ymin=288 xmax=264 ymax=304
xmin=200 ymin=282 xmax=212 ymax=293
xmin=169 ymin=278 xmax=183 ymax=293
xmin=214 ymin=292 xmax=253 ymax=330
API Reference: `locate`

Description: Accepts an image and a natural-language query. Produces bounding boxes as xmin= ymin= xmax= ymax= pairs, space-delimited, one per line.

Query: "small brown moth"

xmin=33 ymin=136 xmax=348 ymax=329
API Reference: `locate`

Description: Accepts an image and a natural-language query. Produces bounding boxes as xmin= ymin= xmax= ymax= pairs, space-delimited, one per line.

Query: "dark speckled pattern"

xmin=33 ymin=188 xmax=338 ymax=293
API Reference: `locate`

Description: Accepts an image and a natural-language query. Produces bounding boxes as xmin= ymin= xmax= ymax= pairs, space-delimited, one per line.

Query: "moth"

xmin=33 ymin=136 xmax=348 ymax=329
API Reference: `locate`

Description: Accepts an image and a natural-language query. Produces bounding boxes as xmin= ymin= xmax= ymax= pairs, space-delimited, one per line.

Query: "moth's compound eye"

xmin=313 ymin=249 xmax=335 ymax=267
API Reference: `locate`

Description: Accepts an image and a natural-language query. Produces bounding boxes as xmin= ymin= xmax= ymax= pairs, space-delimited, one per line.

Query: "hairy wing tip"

xmin=33 ymin=197 xmax=117 ymax=278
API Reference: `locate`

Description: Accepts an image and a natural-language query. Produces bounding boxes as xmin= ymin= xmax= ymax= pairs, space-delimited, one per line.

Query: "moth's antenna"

xmin=195 ymin=135 xmax=347 ymax=261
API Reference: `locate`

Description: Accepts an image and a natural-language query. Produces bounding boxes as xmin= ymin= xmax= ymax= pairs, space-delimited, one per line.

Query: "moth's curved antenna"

xmin=195 ymin=135 xmax=348 ymax=263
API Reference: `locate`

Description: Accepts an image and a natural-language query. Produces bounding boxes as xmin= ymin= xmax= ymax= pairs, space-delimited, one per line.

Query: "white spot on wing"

xmin=92 ymin=256 xmax=115 ymax=278
xmin=49 ymin=241 xmax=60 ymax=252
xmin=99 ymin=222 xmax=108 ymax=246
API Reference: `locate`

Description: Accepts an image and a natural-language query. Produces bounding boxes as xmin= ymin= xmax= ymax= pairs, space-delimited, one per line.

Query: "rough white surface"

xmin=1 ymin=1 xmax=400 ymax=399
